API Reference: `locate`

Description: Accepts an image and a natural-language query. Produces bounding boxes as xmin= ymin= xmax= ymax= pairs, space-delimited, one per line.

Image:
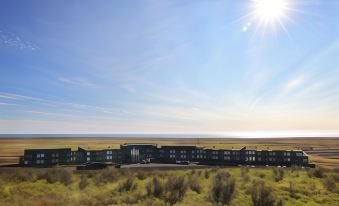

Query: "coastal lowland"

xmin=0 ymin=137 xmax=338 ymax=206
xmin=0 ymin=137 xmax=338 ymax=168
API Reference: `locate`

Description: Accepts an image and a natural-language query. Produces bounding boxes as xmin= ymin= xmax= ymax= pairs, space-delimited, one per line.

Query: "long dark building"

xmin=21 ymin=143 xmax=310 ymax=167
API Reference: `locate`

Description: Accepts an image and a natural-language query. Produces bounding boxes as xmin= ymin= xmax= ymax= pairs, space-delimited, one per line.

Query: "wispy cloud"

xmin=21 ymin=110 xmax=78 ymax=118
xmin=0 ymin=30 xmax=39 ymax=51
xmin=0 ymin=102 xmax=17 ymax=106
xmin=0 ymin=92 xmax=118 ymax=116
xmin=58 ymin=77 xmax=95 ymax=87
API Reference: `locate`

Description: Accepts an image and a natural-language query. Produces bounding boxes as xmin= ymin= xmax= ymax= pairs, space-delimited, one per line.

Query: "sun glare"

xmin=248 ymin=0 xmax=294 ymax=34
xmin=254 ymin=0 xmax=289 ymax=23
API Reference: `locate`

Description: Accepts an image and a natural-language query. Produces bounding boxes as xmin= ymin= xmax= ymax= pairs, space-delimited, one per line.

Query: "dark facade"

xmin=23 ymin=148 xmax=71 ymax=166
xmin=120 ymin=143 xmax=158 ymax=163
xmin=21 ymin=143 xmax=309 ymax=167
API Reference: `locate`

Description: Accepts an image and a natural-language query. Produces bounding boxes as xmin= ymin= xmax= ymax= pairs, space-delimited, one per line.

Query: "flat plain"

xmin=0 ymin=137 xmax=339 ymax=168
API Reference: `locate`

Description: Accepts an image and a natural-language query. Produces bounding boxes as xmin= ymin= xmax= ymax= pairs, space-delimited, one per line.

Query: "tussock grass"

xmin=0 ymin=166 xmax=338 ymax=206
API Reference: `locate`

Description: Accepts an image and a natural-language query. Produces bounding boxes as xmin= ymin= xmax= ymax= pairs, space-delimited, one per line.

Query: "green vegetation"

xmin=0 ymin=166 xmax=338 ymax=206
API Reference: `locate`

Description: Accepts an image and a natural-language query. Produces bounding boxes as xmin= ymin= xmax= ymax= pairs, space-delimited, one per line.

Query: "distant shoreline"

xmin=0 ymin=134 xmax=339 ymax=138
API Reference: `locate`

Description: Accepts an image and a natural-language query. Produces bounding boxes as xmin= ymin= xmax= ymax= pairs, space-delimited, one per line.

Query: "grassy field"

xmin=0 ymin=166 xmax=338 ymax=206
xmin=0 ymin=137 xmax=339 ymax=167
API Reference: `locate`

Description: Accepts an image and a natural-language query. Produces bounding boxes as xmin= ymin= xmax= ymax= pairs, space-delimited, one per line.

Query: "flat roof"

xmin=121 ymin=143 xmax=157 ymax=146
xmin=25 ymin=148 xmax=71 ymax=151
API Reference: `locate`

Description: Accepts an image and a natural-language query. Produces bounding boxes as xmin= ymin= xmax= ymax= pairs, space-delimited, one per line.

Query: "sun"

xmin=254 ymin=0 xmax=289 ymax=23
xmin=249 ymin=0 xmax=294 ymax=34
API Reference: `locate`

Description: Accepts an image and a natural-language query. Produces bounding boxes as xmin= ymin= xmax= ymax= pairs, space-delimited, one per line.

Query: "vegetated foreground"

xmin=0 ymin=166 xmax=338 ymax=206
xmin=0 ymin=137 xmax=339 ymax=167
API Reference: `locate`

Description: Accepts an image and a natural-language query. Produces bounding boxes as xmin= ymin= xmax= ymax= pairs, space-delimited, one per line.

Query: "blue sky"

xmin=0 ymin=0 xmax=339 ymax=135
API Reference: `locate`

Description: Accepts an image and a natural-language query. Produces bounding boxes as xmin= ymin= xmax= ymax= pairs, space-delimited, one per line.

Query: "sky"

xmin=0 ymin=0 xmax=339 ymax=136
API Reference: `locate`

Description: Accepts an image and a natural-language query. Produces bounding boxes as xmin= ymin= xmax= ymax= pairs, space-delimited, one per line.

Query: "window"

xmin=86 ymin=157 xmax=90 ymax=161
xmin=37 ymin=159 xmax=44 ymax=164
xmin=180 ymin=155 xmax=186 ymax=158
xmin=192 ymin=150 xmax=195 ymax=154
xmin=180 ymin=150 xmax=186 ymax=154
xmin=87 ymin=152 xmax=90 ymax=156
xmin=296 ymin=153 xmax=303 ymax=157
xmin=106 ymin=151 xmax=112 ymax=155
xmin=224 ymin=156 xmax=230 ymax=160
xmin=170 ymin=150 xmax=175 ymax=154
xmin=224 ymin=151 xmax=230 ymax=155
xmin=258 ymin=157 xmax=262 ymax=161
xmin=212 ymin=151 xmax=218 ymax=155
xmin=41 ymin=153 xmax=45 ymax=158
xmin=170 ymin=154 xmax=175 ymax=158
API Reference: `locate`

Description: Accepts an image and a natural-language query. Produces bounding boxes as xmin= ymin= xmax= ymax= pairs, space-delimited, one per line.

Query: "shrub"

xmin=204 ymin=170 xmax=210 ymax=179
xmin=289 ymin=180 xmax=297 ymax=198
xmin=188 ymin=175 xmax=202 ymax=194
xmin=323 ymin=176 xmax=336 ymax=192
xmin=93 ymin=168 xmax=117 ymax=185
xmin=210 ymin=171 xmax=236 ymax=206
xmin=241 ymin=167 xmax=250 ymax=182
xmin=251 ymin=180 xmax=276 ymax=206
xmin=272 ymin=168 xmax=284 ymax=182
xmin=307 ymin=167 xmax=324 ymax=178
xmin=136 ymin=170 xmax=148 ymax=180
xmin=258 ymin=173 xmax=266 ymax=179
xmin=146 ymin=177 xmax=164 ymax=198
xmin=118 ymin=177 xmax=137 ymax=192
xmin=165 ymin=175 xmax=188 ymax=205
xmin=37 ymin=168 xmax=72 ymax=185
xmin=333 ymin=167 xmax=339 ymax=173
xmin=0 ymin=168 xmax=36 ymax=182
xmin=79 ymin=175 xmax=89 ymax=190
xmin=121 ymin=191 xmax=143 ymax=205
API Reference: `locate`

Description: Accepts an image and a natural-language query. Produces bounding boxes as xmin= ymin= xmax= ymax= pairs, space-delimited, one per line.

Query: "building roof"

xmin=121 ymin=143 xmax=157 ymax=147
xmin=25 ymin=148 xmax=71 ymax=151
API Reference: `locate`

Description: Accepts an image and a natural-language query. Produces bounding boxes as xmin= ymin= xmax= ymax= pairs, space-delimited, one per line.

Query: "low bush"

xmin=136 ymin=170 xmax=148 ymax=180
xmin=37 ymin=168 xmax=72 ymax=185
xmin=165 ymin=175 xmax=188 ymax=205
xmin=79 ymin=174 xmax=89 ymax=190
xmin=146 ymin=177 xmax=164 ymax=198
xmin=188 ymin=175 xmax=202 ymax=194
xmin=118 ymin=177 xmax=137 ymax=192
xmin=323 ymin=176 xmax=336 ymax=192
xmin=92 ymin=168 xmax=117 ymax=185
xmin=289 ymin=180 xmax=297 ymax=198
xmin=272 ymin=167 xmax=284 ymax=182
xmin=241 ymin=167 xmax=250 ymax=183
xmin=251 ymin=180 xmax=276 ymax=206
xmin=204 ymin=170 xmax=210 ymax=179
xmin=210 ymin=171 xmax=236 ymax=206
xmin=307 ymin=167 xmax=325 ymax=178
